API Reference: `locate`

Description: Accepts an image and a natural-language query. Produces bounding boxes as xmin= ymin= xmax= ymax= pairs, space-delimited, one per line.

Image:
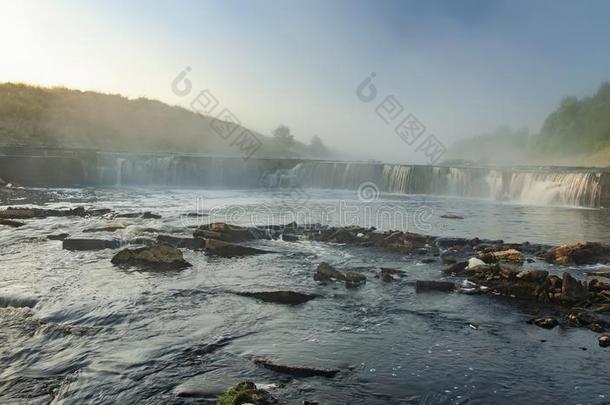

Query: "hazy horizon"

xmin=2 ymin=0 xmax=610 ymax=163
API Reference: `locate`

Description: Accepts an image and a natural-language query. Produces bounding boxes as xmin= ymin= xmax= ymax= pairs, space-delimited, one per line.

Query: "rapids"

xmin=1 ymin=188 xmax=610 ymax=404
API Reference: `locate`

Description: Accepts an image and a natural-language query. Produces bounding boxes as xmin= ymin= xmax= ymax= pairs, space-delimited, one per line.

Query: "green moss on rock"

xmin=218 ymin=381 xmax=273 ymax=405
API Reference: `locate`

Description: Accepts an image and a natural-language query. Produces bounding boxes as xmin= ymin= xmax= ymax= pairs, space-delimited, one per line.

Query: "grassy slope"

xmin=0 ymin=83 xmax=314 ymax=157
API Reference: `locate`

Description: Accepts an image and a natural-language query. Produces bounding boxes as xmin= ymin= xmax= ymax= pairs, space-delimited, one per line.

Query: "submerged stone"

xmin=236 ymin=291 xmax=317 ymax=305
xmin=378 ymin=267 xmax=406 ymax=282
xmin=415 ymin=280 xmax=455 ymax=292
xmin=253 ymin=358 xmax=339 ymax=378
xmin=157 ymin=235 xmax=206 ymax=250
xmin=530 ymin=317 xmax=559 ymax=329
xmin=0 ymin=219 xmax=25 ymax=227
xmin=47 ymin=233 xmax=69 ymax=241
xmin=63 ymin=238 xmax=118 ymax=251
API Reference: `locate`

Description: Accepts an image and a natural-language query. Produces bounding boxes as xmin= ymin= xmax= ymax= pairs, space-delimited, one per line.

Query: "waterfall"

xmin=284 ymin=161 xmax=603 ymax=208
xmin=93 ymin=153 xmax=605 ymax=208
xmin=505 ymin=172 xmax=601 ymax=207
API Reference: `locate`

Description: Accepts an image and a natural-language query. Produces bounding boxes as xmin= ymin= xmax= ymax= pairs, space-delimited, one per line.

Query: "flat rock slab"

xmin=63 ymin=239 xmax=118 ymax=251
xmin=157 ymin=235 xmax=206 ymax=250
xmin=194 ymin=222 xmax=257 ymax=243
xmin=205 ymin=238 xmax=272 ymax=257
xmin=0 ymin=219 xmax=25 ymax=227
xmin=47 ymin=233 xmax=70 ymax=241
xmin=415 ymin=280 xmax=456 ymax=292
xmin=0 ymin=207 xmax=111 ymax=219
xmin=253 ymin=358 xmax=339 ymax=378
xmin=236 ymin=291 xmax=317 ymax=305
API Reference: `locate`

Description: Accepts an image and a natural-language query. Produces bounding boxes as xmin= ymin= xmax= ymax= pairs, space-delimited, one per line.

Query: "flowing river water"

xmin=1 ymin=187 xmax=610 ymax=404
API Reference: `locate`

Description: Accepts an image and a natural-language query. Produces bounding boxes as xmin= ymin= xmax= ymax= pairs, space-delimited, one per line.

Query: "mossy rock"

xmin=218 ymin=381 xmax=274 ymax=405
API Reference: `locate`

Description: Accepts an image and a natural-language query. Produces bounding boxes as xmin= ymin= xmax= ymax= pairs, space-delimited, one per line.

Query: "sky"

xmin=1 ymin=0 xmax=610 ymax=162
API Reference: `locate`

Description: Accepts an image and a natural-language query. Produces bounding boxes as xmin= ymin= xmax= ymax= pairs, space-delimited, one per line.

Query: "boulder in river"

xmin=204 ymin=238 xmax=272 ymax=257
xmin=218 ymin=381 xmax=276 ymax=405
xmin=47 ymin=233 xmax=69 ymax=241
xmin=516 ymin=269 xmax=549 ymax=282
xmin=314 ymin=262 xmax=344 ymax=282
xmin=529 ymin=317 xmax=559 ymax=329
xmin=378 ymin=267 xmax=406 ymax=282
xmin=466 ymin=257 xmax=488 ymax=271
xmin=599 ymin=335 xmax=610 ymax=348
xmin=83 ymin=223 xmax=126 ymax=233
xmin=314 ymin=262 xmax=366 ymax=288
xmin=141 ymin=211 xmax=162 ymax=219
xmin=63 ymin=238 xmax=118 ymax=251
xmin=343 ymin=271 xmax=367 ymax=288
xmin=440 ymin=213 xmax=464 ymax=219
xmin=0 ymin=219 xmax=25 ymax=227
xmin=194 ymin=222 xmax=258 ymax=243
xmin=236 ymin=291 xmax=317 ymax=305
xmin=253 ymin=358 xmax=339 ymax=378
xmin=561 ymin=272 xmax=588 ymax=302
xmin=442 ymin=261 xmax=468 ymax=275
xmin=0 ymin=206 xmax=111 ymax=219
xmin=111 ymin=244 xmax=191 ymax=269
xmin=415 ymin=280 xmax=455 ymax=292
xmin=588 ymin=278 xmax=610 ymax=293
xmin=480 ymin=249 xmax=525 ymax=265
xmin=544 ymin=241 xmax=610 ymax=265
xmin=157 ymin=235 xmax=206 ymax=250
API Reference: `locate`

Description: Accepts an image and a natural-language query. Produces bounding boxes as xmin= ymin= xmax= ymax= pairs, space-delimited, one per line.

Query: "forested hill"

xmin=534 ymin=82 xmax=610 ymax=163
xmin=446 ymin=82 xmax=610 ymax=166
xmin=0 ymin=83 xmax=331 ymax=158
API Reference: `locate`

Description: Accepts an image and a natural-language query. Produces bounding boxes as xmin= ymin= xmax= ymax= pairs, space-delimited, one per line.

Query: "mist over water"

xmin=3 ymin=1 xmax=610 ymax=404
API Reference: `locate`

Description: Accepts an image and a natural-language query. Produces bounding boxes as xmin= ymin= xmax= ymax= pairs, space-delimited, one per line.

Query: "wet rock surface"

xmin=236 ymin=291 xmax=317 ymax=305
xmin=253 ymin=358 xmax=340 ymax=378
xmin=204 ymin=238 xmax=273 ymax=257
xmin=194 ymin=222 xmax=261 ymax=243
xmin=111 ymin=244 xmax=192 ymax=268
xmin=0 ymin=206 xmax=110 ymax=219
xmin=63 ymin=238 xmax=118 ymax=251
xmin=544 ymin=241 xmax=610 ymax=265
xmin=415 ymin=280 xmax=455 ymax=292
xmin=529 ymin=317 xmax=559 ymax=329
xmin=0 ymin=218 xmax=25 ymax=227
xmin=47 ymin=233 xmax=70 ymax=241
xmin=157 ymin=234 xmax=206 ymax=250
xmin=314 ymin=262 xmax=366 ymax=288
xmin=218 ymin=381 xmax=277 ymax=405
xmin=377 ymin=267 xmax=406 ymax=282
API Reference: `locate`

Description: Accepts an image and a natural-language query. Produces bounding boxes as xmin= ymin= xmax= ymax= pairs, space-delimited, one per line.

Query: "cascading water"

xmin=282 ymin=161 xmax=604 ymax=208
xmin=93 ymin=154 xmax=605 ymax=208
xmin=506 ymin=172 xmax=601 ymax=207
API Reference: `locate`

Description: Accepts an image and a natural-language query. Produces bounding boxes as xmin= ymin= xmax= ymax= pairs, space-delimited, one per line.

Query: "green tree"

xmin=271 ymin=124 xmax=294 ymax=155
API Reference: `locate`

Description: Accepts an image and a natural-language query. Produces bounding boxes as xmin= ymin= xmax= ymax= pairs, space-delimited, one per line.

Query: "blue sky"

xmin=1 ymin=0 xmax=609 ymax=161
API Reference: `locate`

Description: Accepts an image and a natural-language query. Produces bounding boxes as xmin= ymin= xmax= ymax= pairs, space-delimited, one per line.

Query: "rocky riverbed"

xmin=2 ymin=187 xmax=610 ymax=404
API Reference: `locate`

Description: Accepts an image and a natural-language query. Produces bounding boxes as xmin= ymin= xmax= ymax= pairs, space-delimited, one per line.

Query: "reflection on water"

xmin=1 ymin=188 xmax=610 ymax=404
